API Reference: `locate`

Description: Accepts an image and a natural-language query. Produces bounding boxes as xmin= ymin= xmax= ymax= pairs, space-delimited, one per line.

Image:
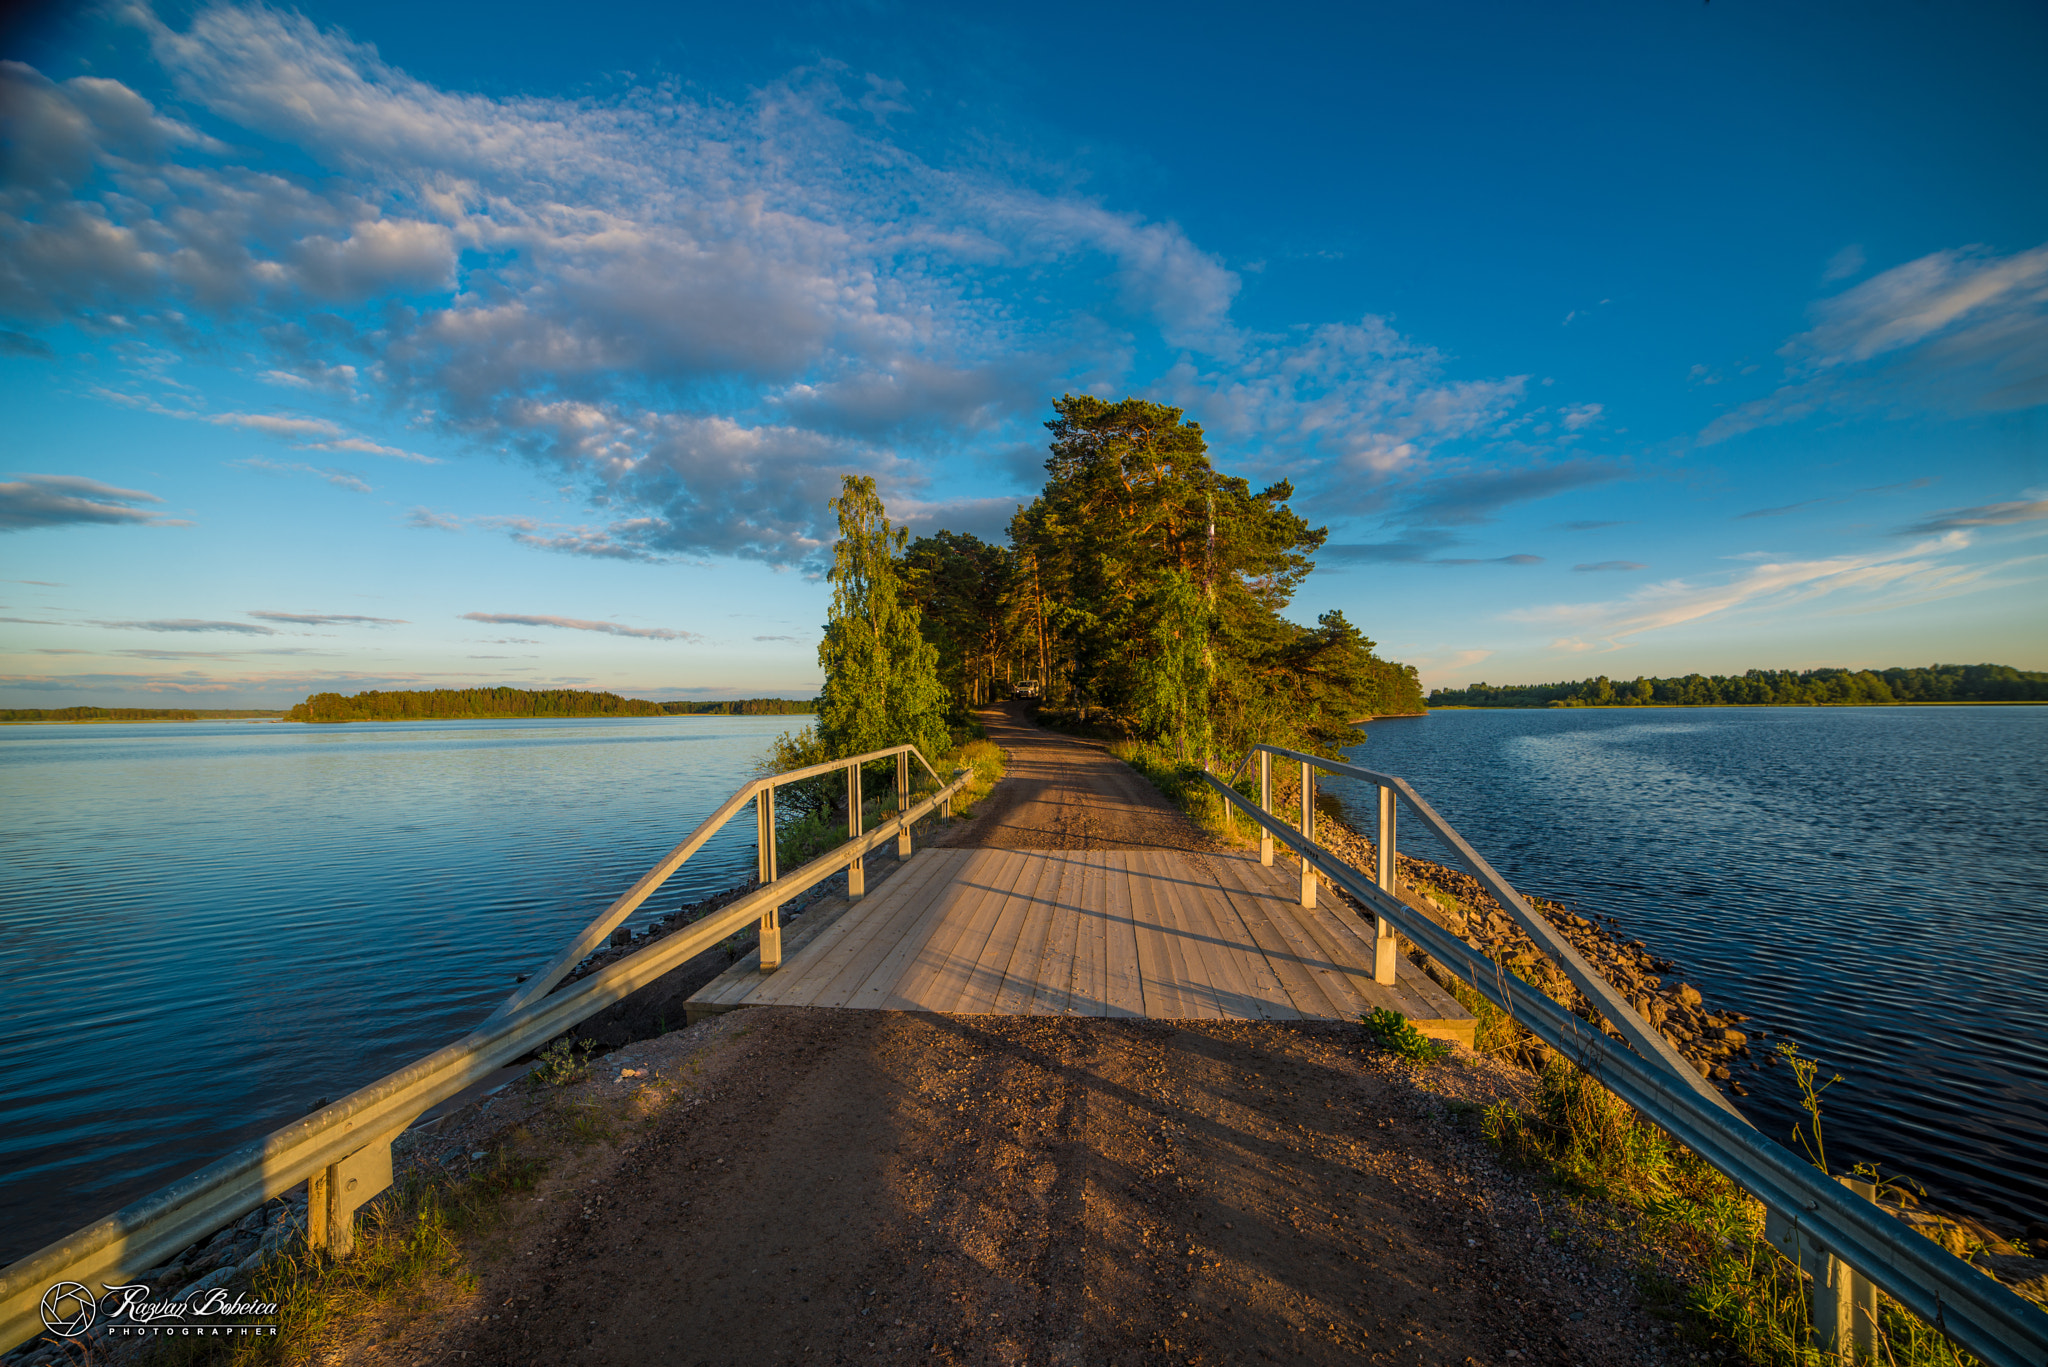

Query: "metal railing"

xmin=1203 ymin=745 xmax=2048 ymax=1367
xmin=0 ymin=743 xmax=971 ymax=1355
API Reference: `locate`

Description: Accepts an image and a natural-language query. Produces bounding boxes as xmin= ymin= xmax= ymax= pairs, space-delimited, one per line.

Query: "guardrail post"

xmin=1259 ymin=750 xmax=1273 ymax=867
xmin=897 ymin=750 xmax=912 ymax=857
xmin=1374 ymin=784 xmax=1398 ymax=985
xmin=756 ymin=787 xmax=780 ymax=968
xmin=305 ymin=1131 xmax=399 ymax=1259
xmin=1298 ymin=758 xmax=1316 ymax=909
xmin=846 ymin=761 xmax=865 ymax=900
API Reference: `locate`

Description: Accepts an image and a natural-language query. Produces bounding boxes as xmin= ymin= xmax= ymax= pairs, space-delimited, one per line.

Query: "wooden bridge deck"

xmin=686 ymin=847 xmax=1474 ymax=1040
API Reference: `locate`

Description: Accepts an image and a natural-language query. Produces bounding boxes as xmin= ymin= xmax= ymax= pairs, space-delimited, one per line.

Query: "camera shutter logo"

xmin=39 ymin=1281 xmax=97 ymax=1338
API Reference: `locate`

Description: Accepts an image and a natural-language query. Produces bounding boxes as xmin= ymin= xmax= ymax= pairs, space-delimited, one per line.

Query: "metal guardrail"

xmin=1202 ymin=750 xmax=2048 ymax=1367
xmin=0 ymin=743 xmax=971 ymax=1355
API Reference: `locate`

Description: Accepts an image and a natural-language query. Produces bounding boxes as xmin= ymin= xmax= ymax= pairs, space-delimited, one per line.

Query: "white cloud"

xmin=1506 ymin=532 xmax=2027 ymax=643
xmin=458 ymin=611 xmax=699 ymax=641
xmin=0 ymin=6 xmax=1568 ymax=569
xmin=1704 ymin=241 xmax=2048 ymax=442
xmin=0 ymin=473 xmax=187 ymax=531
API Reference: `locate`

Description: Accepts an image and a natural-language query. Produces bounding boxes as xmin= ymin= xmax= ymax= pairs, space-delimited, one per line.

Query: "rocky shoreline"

xmin=1281 ymin=778 xmax=2048 ymax=1299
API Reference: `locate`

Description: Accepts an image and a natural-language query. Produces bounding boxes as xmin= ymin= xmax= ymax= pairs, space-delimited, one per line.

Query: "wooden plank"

xmin=1025 ymin=852 xmax=1089 ymax=1015
xmin=1099 ymin=851 xmax=1146 ymax=1018
xmin=839 ymin=849 xmax=979 ymax=1010
xmin=1127 ymin=850 xmax=1210 ymax=1020
xmin=1152 ymin=851 xmax=1278 ymax=1021
xmin=1167 ymin=852 xmax=1297 ymax=1020
xmin=1210 ymin=853 xmax=1365 ymax=1020
xmin=887 ymin=848 xmax=1027 ymax=1011
xmin=957 ymin=853 xmax=1066 ymax=1015
xmin=747 ymin=848 xmax=954 ymax=1007
xmin=1066 ymin=849 xmax=1111 ymax=1016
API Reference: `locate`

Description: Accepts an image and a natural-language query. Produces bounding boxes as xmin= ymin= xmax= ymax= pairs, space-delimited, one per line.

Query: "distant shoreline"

xmin=1424 ymin=700 xmax=2045 ymax=711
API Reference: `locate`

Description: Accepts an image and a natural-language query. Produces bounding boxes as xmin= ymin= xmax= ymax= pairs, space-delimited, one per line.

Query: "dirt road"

xmin=388 ymin=711 xmax=1670 ymax=1367
xmin=936 ymin=706 xmax=1213 ymax=854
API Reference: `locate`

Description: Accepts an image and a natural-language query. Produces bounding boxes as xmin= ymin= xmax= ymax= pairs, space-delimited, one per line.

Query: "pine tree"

xmin=816 ymin=475 xmax=951 ymax=761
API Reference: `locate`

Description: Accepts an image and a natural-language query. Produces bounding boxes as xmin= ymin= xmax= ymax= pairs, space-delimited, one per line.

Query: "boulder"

xmin=1672 ymin=983 xmax=1703 ymax=1008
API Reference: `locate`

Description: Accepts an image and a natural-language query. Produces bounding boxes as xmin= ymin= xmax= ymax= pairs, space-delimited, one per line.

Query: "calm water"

xmin=3 ymin=709 xmax=2044 ymax=1264
xmin=0 ymin=716 xmax=797 ymax=1263
xmin=1329 ymin=706 xmax=2048 ymax=1231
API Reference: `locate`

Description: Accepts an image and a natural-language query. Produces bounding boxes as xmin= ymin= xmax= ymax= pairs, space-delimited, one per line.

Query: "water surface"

xmin=1328 ymin=705 xmax=2048 ymax=1230
xmin=0 ymin=716 xmax=794 ymax=1263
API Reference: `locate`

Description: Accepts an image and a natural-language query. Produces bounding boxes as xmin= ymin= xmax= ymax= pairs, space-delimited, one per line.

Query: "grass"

xmin=1477 ymin=1057 xmax=1981 ymax=1367
xmin=146 ymin=1145 xmax=546 ymax=1366
xmin=1107 ymin=739 xmax=1247 ymax=844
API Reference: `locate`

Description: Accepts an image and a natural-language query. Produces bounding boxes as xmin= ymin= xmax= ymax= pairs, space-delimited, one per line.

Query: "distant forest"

xmin=1428 ymin=663 xmax=2048 ymax=709
xmin=285 ymin=688 xmax=817 ymax=723
xmin=0 ymin=707 xmax=286 ymax=723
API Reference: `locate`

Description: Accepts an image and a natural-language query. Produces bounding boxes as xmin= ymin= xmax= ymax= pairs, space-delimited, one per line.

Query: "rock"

xmin=178 ymin=1265 xmax=237 ymax=1302
xmin=1979 ymin=1254 xmax=2048 ymax=1306
xmin=1710 ymin=1065 xmax=1732 ymax=1080
xmin=610 ymin=927 xmax=632 ymax=948
xmin=1673 ymin=983 xmax=1703 ymax=1008
xmin=1721 ymin=1029 xmax=1747 ymax=1047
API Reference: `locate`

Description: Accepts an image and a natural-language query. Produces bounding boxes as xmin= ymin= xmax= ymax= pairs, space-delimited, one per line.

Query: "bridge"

xmin=684 ymin=845 xmax=1472 ymax=1037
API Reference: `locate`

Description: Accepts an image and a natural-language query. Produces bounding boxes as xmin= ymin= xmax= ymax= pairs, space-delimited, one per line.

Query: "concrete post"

xmin=1299 ymin=759 xmax=1316 ymax=909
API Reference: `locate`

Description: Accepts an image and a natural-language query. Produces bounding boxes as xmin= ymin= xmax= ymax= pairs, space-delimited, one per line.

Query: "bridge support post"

xmin=846 ymin=761 xmax=865 ymax=900
xmin=1298 ymin=759 xmax=1316 ymax=909
xmin=1259 ymin=750 xmax=1273 ymax=867
xmin=1374 ymin=785 xmax=1398 ymax=985
xmin=897 ymin=751 xmax=912 ymax=857
xmin=757 ymin=787 xmax=781 ymax=968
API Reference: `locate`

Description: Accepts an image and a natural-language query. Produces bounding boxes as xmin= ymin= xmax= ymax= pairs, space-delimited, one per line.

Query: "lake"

xmin=2 ymin=706 xmax=2043 ymax=1265
xmin=1329 ymin=705 xmax=2048 ymax=1233
xmin=0 ymin=715 xmax=796 ymax=1264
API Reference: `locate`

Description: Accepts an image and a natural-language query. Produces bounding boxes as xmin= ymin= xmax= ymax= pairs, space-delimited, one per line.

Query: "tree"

xmin=816 ymin=475 xmax=951 ymax=761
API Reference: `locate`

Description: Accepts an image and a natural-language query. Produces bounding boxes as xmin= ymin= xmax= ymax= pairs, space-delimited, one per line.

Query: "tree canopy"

xmin=878 ymin=395 xmax=1423 ymax=761
xmin=815 ymin=475 xmax=952 ymax=760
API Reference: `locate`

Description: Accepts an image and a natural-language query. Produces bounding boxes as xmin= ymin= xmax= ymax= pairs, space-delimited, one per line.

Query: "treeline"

xmin=286 ymin=688 xmax=815 ymax=723
xmin=0 ymin=707 xmax=285 ymax=723
xmin=660 ymin=699 xmax=818 ymax=716
xmin=1429 ymin=663 xmax=2048 ymax=709
xmin=893 ymin=396 xmax=1425 ymax=758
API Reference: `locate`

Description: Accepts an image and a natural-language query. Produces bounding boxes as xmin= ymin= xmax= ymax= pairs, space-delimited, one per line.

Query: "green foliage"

xmin=1362 ymin=1007 xmax=1453 ymax=1064
xmin=1008 ymin=394 xmax=1423 ymax=755
xmin=1430 ymin=662 xmax=2048 ymax=708
xmin=660 ymin=698 xmax=818 ymax=715
xmin=1481 ymin=1056 xmax=1981 ymax=1367
xmin=285 ymin=687 xmax=815 ymax=723
xmin=816 ymin=475 xmax=951 ymax=763
xmin=528 ymin=1037 xmax=598 ymax=1088
xmin=901 ymin=529 xmax=1013 ymax=711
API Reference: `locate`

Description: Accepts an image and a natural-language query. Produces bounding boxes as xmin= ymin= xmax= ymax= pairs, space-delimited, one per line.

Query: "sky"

xmin=1 ymin=0 xmax=2044 ymax=708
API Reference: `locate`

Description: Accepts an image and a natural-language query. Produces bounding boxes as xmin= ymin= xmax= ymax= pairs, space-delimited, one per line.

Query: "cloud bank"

xmin=0 ymin=6 xmax=1552 ymax=565
xmin=458 ymin=612 xmax=698 ymax=641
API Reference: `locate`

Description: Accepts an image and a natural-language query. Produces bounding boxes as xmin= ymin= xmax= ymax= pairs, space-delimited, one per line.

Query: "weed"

xmin=1481 ymin=1054 xmax=1982 ymax=1367
xmin=1361 ymin=1008 xmax=1452 ymax=1065
xmin=527 ymin=1037 xmax=597 ymax=1089
xmin=1775 ymin=1041 xmax=1843 ymax=1174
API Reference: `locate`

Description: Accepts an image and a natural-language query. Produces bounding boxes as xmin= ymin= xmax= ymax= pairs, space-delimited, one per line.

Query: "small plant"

xmin=1774 ymin=1041 xmax=1842 ymax=1173
xmin=1362 ymin=1007 xmax=1452 ymax=1064
xmin=528 ymin=1037 xmax=597 ymax=1089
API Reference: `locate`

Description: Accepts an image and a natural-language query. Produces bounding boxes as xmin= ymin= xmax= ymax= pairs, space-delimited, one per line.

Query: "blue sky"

xmin=2 ymin=0 xmax=2044 ymax=707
